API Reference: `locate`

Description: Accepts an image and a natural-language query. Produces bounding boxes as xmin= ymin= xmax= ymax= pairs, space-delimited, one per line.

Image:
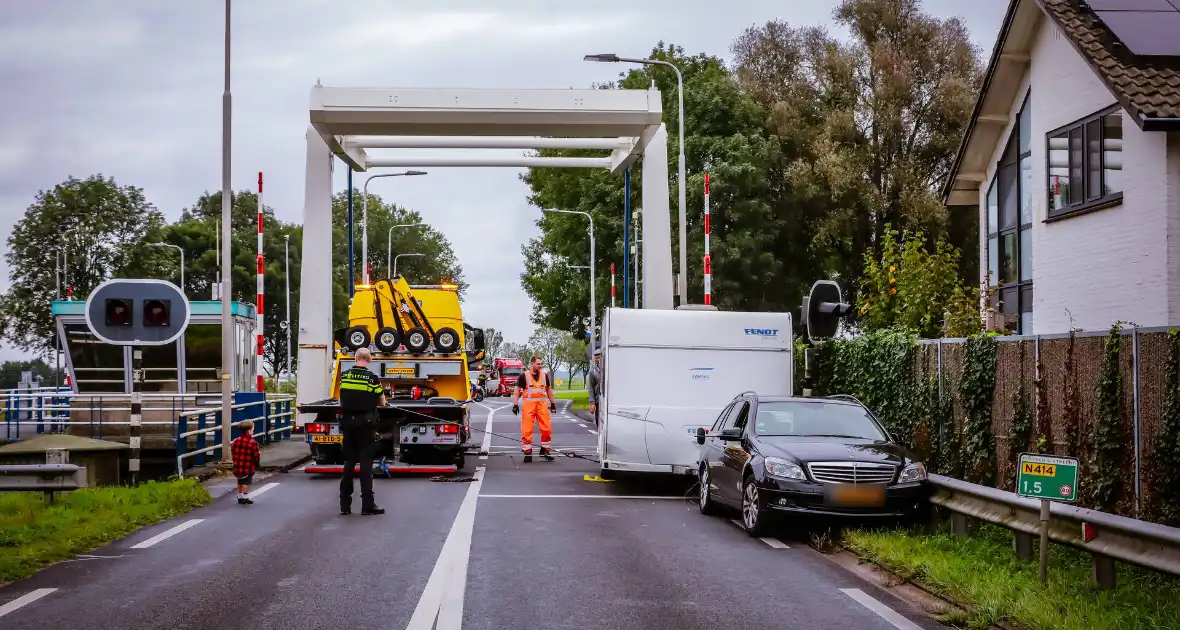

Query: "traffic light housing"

xmin=105 ymin=299 xmax=133 ymax=326
xmin=143 ymin=299 xmax=170 ymax=327
xmin=803 ymin=280 xmax=852 ymax=342
xmin=85 ymin=280 xmax=190 ymax=346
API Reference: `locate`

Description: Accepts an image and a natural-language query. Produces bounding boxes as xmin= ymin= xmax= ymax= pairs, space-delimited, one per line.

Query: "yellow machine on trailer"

xmin=297 ymin=277 xmax=486 ymax=474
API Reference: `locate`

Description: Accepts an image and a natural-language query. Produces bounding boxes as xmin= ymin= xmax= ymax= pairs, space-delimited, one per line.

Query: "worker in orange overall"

xmin=511 ymin=354 xmax=557 ymax=462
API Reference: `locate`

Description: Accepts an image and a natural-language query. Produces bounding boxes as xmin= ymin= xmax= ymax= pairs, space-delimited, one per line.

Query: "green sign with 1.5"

xmin=1016 ymin=453 xmax=1079 ymax=502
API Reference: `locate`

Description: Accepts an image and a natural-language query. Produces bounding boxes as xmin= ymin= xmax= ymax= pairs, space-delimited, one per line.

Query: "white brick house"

xmin=943 ymin=0 xmax=1180 ymax=335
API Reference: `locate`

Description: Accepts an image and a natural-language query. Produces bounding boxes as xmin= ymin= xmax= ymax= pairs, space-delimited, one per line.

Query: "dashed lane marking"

xmin=588 ymin=429 xmax=598 ymax=435
xmin=839 ymin=588 xmax=923 ymax=630
xmin=249 ymin=482 xmax=279 ymax=498
xmin=129 ymin=519 xmax=204 ymax=549
xmin=0 ymin=588 xmax=57 ymax=618
xmin=728 ymin=519 xmax=791 ymax=548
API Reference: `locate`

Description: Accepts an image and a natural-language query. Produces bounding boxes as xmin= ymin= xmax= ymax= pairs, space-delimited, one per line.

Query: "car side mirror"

xmin=719 ymin=428 xmax=743 ymax=441
xmin=696 ymin=427 xmax=707 ymax=445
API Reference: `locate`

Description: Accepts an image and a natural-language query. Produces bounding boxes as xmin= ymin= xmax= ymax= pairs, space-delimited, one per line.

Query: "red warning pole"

xmin=610 ymin=263 xmax=616 ymax=308
xmin=256 ymin=172 xmax=265 ymax=392
xmin=703 ymin=174 xmax=712 ymax=306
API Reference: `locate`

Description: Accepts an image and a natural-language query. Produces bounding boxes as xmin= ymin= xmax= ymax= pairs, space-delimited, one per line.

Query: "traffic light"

xmin=143 ymin=299 xmax=170 ymax=327
xmin=105 ymin=299 xmax=133 ymax=326
xmin=803 ymin=280 xmax=853 ymax=342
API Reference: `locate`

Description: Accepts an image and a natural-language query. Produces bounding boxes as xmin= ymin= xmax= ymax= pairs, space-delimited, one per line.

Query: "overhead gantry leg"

xmin=641 ymin=123 xmax=674 ymax=310
xmin=296 ymin=126 xmax=335 ymax=417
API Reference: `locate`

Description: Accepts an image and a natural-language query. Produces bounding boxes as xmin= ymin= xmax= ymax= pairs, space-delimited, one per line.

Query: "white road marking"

xmin=405 ymin=466 xmax=485 ymax=630
xmin=577 ymin=423 xmax=588 ymax=428
xmin=249 ymin=482 xmax=279 ymax=498
xmin=129 ymin=519 xmax=204 ymax=549
xmin=0 ymin=589 xmax=57 ymax=618
xmin=840 ymin=588 xmax=923 ymax=630
xmin=474 ymin=402 xmax=498 ymax=460
xmin=727 ymin=519 xmax=791 ymax=547
xmin=479 ymin=494 xmax=681 ymax=499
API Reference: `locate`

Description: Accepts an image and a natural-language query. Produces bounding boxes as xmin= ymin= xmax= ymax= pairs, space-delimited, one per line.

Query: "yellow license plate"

xmin=831 ymin=484 xmax=885 ymax=507
xmin=386 ymin=367 xmax=415 ymax=375
xmin=311 ymin=435 xmax=342 ymax=443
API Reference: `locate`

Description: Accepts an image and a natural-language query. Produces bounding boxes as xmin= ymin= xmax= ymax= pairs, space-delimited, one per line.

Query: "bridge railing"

xmin=174 ymin=396 xmax=295 ymax=477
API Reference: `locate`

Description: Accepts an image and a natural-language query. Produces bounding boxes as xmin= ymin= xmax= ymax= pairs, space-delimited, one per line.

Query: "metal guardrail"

xmin=0 ymin=464 xmax=84 ymax=502
xmin=174 ymin=397 xmax=295 ymax=478
xmin=0 ymin=390 xmax=222 ymax=441
xmin=929 ymin=473 xmax=1180 ymax=588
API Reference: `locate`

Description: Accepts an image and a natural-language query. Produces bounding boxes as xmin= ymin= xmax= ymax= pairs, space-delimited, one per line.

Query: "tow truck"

xmin=297 ymin=277 xmax=486 ymax=475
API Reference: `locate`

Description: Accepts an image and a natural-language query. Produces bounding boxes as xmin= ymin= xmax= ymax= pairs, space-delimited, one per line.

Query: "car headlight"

xmin=764 ymin=457 xmax=806 ymax=481
xmin=898 ymin=462 xmax=927 ymax=484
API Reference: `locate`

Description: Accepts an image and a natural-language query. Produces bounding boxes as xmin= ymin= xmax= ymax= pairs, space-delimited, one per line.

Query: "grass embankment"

xmin=553 ymin=389 xmax=590 ymax=411
xmin=845 ymin=523 xmax=1180 ymax=630
xmin=0 ymin=478 xmax=211 ymax=582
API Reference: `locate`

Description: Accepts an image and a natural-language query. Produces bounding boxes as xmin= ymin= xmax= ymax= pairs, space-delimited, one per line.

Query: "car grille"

xmin=806 ymin=462 xmax=897 ymax=484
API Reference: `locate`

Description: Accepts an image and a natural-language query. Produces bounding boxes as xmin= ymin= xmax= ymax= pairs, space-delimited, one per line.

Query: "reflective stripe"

xmin=523 ymin=371 xmax=547 ymax=399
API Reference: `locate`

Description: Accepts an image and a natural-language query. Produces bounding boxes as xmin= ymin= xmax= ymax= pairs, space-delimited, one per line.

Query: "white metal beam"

xmin=310 ymin=87 xmax=662 ymax=138
xmin=641 ymin=124 xmax=674 ymax=309
xmin=365 ymin=156 xmax=612 ymax=169
xmin=296 ymin=127 xmax=334 ymax=416
xmin=347 ymin=135 xmax=629 ymax=150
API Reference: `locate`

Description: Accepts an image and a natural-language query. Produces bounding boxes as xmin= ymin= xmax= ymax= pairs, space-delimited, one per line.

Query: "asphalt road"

xmin=0 ymin=400 xmax=946 ymax=630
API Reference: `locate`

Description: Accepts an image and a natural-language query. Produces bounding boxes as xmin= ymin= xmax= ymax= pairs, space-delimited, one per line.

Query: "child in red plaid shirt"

xmin=231 ymin=420 xmax=260 ymax=505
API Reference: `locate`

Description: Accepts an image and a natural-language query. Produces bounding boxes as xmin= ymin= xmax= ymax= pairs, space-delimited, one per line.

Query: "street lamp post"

xmin=388 ymin=223 xmax=426 ymax=278
xmin=284 ymin=234 xmax=292 ymax=381
xmin=394 ymin=252 xmax=424 ymax=278
xmin=543 ymin=209 xmax=596 ymax=354
xmin=584 ymin=53 xmax=687 ymax=305
xmin=149 ymin=243 xmax=185 ymax=293
xmin=361 ymin=171 xmax=427 ymax=284
xmin=220 ymin=0 xmax=233 ymax=463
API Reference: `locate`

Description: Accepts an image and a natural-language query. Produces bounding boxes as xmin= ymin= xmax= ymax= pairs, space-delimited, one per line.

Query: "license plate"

xmin=831 ymin=484 xmax=885 ymax=507
xmin=386 ymin=367 xmax=415 ymax=376
xmin=311 ymin=435 xmax=343 ymax=443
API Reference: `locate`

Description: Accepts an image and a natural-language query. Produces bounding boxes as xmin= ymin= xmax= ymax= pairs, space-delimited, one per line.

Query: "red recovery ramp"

xmin=305 ymin=464 xmax=458 ymax=475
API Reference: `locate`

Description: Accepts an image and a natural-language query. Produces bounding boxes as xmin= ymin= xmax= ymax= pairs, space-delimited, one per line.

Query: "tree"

xmin=501 ymin=342 xmax=529 ymax=364
xmin=557 ymin=335 xmax=588 ymax=389
xmin=856 ymin=226 xmax=981 ymax=338
xmin=0 ymin=359 xmax=64 ymax=389
xmin=483 ymin=327 xmax=505 ymax=361
xmin=1 ymin=175 xmax=166 ymax=353
xmin=730 ymin=0 xmax=983 ymax=305
xmin=527 ymin=327 xmax=566 ymax=377
xmin=522 ymin=43 xmax=795 ymax=334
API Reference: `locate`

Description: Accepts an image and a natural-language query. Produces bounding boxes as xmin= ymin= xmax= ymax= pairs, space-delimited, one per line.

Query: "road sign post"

xmin=84 ymin=279 xmax=191 ymax=484
xmin=1016 ymin=453 xmax=1079 ymax=585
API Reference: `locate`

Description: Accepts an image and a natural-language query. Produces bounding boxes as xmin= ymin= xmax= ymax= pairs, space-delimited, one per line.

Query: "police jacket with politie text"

xmin=338 ymin=365 xmax=383 ymax=431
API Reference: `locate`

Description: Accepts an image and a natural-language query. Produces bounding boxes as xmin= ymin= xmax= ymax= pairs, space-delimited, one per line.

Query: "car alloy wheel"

xmin=742 ymin=477 xmax=768 ymax=536
xmin=699 ymin=467 xmax=718 ymax=515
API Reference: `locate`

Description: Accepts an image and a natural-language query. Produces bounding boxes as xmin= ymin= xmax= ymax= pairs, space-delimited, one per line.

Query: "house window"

xmin=986 ymin=92 xmax=1034 ymax=334
xmin=1046 ymin=106 xmax=1123 ymax=219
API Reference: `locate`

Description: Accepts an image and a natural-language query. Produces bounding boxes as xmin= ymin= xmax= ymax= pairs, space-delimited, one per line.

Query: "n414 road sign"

xmin=1016 ymin=453 xmax=1079 ymax=502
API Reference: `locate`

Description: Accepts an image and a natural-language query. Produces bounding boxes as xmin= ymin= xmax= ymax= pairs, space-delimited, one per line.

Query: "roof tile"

xmin=1043 ymin=0 xmax=1180 ymax=123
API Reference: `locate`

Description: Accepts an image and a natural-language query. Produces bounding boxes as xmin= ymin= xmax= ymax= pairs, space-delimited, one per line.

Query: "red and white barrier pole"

xmin=256 ymin=172 xmax=265 ymax=392
xmin=611 ymin=263 xmax=616 ymax=308
xmin=703 ymin=174 xmax=712 ymax=306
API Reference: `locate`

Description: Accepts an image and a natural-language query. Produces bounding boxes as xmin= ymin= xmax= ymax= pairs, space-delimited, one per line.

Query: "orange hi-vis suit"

xmin=520 ymin=370 xmax=551 ymax=454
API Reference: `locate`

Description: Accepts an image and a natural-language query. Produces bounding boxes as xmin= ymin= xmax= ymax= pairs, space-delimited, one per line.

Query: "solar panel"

xmin=1085 ymin=0 xmax=1176 ymax=10
xmin=1095 ymin=9 xmax=1180 ymax=56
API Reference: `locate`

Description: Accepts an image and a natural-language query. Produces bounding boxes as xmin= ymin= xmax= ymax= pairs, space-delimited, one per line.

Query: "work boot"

xmin=361 ymin=506 xmax=386 ymax=516
xmin=523 ymin=451 xmax=533 ymax=463
xmin=540 ymin=447 xmax=555 ymax=462
xmin=340 ymin=506 xmax=351 ymax=516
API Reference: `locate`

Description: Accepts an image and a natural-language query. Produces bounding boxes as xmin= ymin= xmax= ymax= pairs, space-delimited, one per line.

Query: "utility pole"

xmin=285 ymin=234 xmax=292 ymax=380
xmin=219 ymin=0 xmax=234 ymax=464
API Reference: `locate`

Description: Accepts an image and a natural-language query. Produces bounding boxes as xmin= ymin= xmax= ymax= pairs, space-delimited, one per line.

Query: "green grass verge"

xmin=553 ymin=389 xmax=590 ymax=411
xmin=0 ymin=478 xmax=211 ymax=582
xmin=844 ymin=523 xmax=1180 ymax=630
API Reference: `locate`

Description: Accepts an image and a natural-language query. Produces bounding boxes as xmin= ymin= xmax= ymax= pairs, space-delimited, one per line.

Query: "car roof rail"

xmin=823 ymin=394 xmax=865 ymax=406
xmin=738 ymin=390 xmax=759 ymax=399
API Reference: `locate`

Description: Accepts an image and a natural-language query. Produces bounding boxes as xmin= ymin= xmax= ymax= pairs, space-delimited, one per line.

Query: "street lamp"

xmin=543 ymin=208 xmax=596 ymax=354
xmin=394 ymin=252 xmax=424 ymax=278
xmin=585 ymin=52 xmax=688 ymax=304
xmin=149 ymin=243 xmax=185 ymax=293
xmin=219 ymin=0 xmax=233 ymax=464
xmin=388 ymin=223 xmax=426 ymax=278
xmin=361 ymin=171 xmax=427 ymax=284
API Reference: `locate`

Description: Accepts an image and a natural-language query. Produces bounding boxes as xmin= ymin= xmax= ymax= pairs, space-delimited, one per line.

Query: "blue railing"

xmin=1 ymin=387 xmax=74 ymax=440
xmin=174 ymin=396 xmax=295 ymax=476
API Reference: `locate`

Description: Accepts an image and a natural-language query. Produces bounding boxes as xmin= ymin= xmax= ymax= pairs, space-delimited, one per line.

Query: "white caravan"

xmin=597 ymin=307 xmax=794 ymax=478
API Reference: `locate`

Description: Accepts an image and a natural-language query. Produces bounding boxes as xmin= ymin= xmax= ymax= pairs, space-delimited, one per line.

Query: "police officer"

xmin=338 ymin=347 xmax=386 ymax=516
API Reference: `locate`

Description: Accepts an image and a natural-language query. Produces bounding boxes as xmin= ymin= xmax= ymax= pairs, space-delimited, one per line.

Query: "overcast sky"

xmin=0 ymin=0 xmax=1004 ymax=361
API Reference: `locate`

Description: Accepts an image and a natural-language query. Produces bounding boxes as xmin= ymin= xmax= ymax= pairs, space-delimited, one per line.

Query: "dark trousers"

xmin=340 ymin=432 xmax=377 ymax=510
